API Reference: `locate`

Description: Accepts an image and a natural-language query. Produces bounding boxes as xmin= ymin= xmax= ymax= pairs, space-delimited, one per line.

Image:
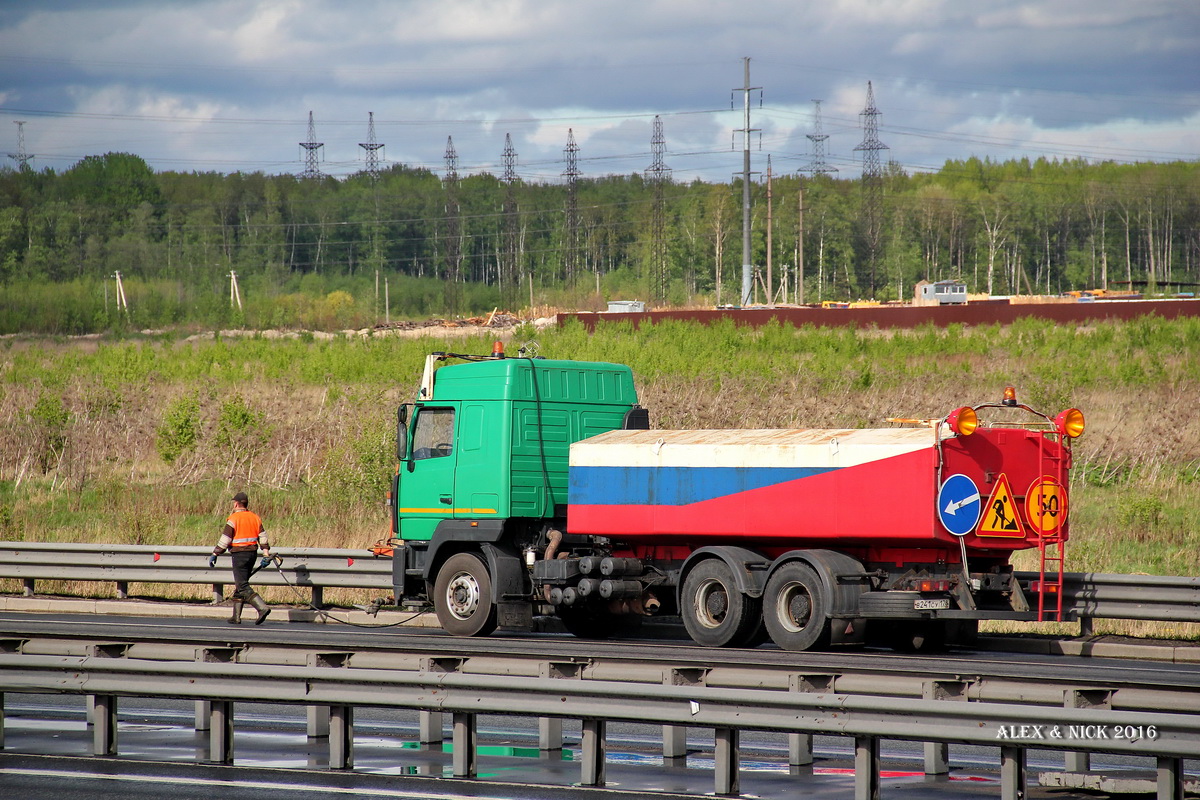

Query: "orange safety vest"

xmin=226 ymin=509 xmax=264 ymax=551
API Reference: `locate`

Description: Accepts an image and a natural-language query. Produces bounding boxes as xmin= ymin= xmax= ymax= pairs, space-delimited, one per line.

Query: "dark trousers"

xmin=230 ymin=550 xmax=258 ymax=599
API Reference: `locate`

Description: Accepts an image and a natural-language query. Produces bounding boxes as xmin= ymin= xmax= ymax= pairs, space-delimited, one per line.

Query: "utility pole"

xmin=645 ymin=116 xmax=671 ymax=302
xmin=796 ymin=187 xmax=805 ymax=305
xmin=766 ymin=156 xmax=774 ymax=307
xmin=733 ymin=57 xmax=760 ymax=307
xmin=854 ymin=82 xmax=889 ymax=296
xmin=7 ymin=121 xmax=32 ymax=170
xmin=562 ymin=129 xmax=581 ymax=285
xmin=501 ymin=133 xmax=519 ymax=299
xmin=229 ymin=271 xmax=242 ymax=311
xmin=358 ymin=112 xmax=384 ymax=180
xmin=299 ymin=111 xmax=325 ymax=179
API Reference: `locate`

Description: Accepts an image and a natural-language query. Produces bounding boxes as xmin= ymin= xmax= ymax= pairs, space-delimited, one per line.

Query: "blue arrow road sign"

xmin=938 ymin=473 xmax=981 ymax=536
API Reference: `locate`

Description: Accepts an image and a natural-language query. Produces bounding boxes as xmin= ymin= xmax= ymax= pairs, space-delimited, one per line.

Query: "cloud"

xmin=0 ymin=0 xmax=1196 ymax=179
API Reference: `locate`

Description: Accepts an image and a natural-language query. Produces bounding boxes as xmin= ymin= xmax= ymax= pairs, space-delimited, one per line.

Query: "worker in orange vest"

xmin=208 ymin=491 xmax=273 ymax=624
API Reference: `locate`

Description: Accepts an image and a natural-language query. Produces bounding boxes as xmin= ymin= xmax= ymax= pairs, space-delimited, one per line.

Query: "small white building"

xmin=916 ymin=280 xmax=968 ymax=305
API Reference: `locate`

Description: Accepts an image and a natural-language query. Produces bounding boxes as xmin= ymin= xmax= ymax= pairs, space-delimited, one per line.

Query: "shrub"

xmin=156 ymin=393 xmax=201 ymax=464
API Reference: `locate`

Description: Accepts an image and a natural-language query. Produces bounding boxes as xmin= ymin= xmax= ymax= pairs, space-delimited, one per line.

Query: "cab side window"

xmin=412 ymin=408 xmax=455 ymax=460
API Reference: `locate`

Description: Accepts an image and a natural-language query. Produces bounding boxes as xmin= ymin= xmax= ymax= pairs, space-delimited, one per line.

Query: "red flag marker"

xmin=347 ymin=557 xmax=355 ymax=566
xmin=153 ymin=553 xmax=161 ymax=562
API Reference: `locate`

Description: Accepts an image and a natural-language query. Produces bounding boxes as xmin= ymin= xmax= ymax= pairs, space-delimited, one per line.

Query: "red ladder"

xmin=1034 ymin=431 xmax=1069 ymax=621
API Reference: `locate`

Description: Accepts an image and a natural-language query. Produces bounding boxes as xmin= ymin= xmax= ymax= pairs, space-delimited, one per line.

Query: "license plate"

xmin=914 ymin=598 xmax=950 ymax=610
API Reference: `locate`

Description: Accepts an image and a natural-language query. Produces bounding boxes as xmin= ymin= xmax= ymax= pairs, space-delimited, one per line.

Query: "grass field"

xmin=1 ymin=316 xmax=1198 ymax=635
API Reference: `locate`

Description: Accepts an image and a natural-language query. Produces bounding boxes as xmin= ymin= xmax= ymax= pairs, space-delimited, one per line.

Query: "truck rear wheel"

xmin=434 ymin=552 xmax=497 ymax=637
xmin=763 ymin=562 xmax=832 ymax=651
xmin=680 ymin=560 xmax=762 ymax=648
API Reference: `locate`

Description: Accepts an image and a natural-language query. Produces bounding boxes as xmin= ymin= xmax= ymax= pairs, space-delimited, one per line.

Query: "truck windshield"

xmin=412 ymin=407 xmax=455 ymax=460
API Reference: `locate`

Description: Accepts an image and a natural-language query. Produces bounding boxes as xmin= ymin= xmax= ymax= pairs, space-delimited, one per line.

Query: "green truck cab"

xmin=390 ymin=348 xmax=643 ymax=634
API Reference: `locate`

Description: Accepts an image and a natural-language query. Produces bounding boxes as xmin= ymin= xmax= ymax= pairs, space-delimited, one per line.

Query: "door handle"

xmin=439 ymin=495 xmax=453 ymax=505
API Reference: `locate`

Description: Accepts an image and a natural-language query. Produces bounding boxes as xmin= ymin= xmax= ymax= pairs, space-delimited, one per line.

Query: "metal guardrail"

xmin=0 ymin=543 xmax=391 ymax=606
xmin=1 ymin=635 xmax=1199 ymax=799
xmin=1 ymin=544 xmax=1198 ymax=629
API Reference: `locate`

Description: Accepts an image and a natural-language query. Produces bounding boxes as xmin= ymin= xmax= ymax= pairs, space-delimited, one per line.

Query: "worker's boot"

xmin=248 ymin=592 xmax=271 ymax=625
xmin=227 ymin=598 xmax=244 ymax=624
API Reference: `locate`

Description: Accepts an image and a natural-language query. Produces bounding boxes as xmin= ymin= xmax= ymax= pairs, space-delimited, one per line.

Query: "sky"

xmin=0 ymin=0 xmax=1197 ymax=183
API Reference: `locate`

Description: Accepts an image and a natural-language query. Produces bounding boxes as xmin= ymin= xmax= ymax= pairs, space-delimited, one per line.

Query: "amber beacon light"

xmin=947 ymin=406 xmax=978 ymax=436
xmin=1054 ymin=408 xmax=1086 ymax=438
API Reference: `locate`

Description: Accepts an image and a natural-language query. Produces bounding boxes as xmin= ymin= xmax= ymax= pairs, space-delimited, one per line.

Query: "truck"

xmin=387 ymin=344 xmax=1084 ymax=651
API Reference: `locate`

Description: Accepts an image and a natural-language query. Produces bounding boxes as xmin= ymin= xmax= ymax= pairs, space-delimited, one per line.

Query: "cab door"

xmin=396 ymin=404 xmax=458 ymax=541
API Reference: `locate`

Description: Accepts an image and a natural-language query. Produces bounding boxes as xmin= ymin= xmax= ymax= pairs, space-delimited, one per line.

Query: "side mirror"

xmin=396 ymin=404 xmax=410 ymax=460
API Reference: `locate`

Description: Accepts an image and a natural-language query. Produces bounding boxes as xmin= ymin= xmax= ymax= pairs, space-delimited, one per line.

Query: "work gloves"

xmin=258 ymin=556 xmax=272 ymax=570
xmin=208 ymin=554 xmax=218 ymax=568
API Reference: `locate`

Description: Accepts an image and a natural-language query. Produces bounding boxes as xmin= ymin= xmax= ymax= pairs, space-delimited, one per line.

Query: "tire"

xmin=763 ymin=562 xmax=832 ymax=652
xmin=433 ymin=552 xmax=497 ymax=637
xmin=680 ymin=559 xmax=762 ymax=648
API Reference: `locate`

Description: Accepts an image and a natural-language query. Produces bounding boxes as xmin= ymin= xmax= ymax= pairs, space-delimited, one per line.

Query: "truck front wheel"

xmin=680 ymin=559 xmax=762 ymax=647
xmin=433 ymin=552 xmax=498 ymax=637
xmin=763 ymin=562 xmax=832 ymax=651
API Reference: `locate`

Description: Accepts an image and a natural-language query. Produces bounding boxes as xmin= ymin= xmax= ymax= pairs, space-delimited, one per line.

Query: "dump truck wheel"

xmin=763 ymin=562 xmax=832 ymax=651
xmin=434 ymin=552 xmax=497 ymax=637
xmin=680 ymin=559 xmax=762 ymax=647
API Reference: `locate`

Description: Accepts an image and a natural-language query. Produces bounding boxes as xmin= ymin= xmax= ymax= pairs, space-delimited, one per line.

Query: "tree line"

xmin=0 ymin=152 xmax=1197 ymax=333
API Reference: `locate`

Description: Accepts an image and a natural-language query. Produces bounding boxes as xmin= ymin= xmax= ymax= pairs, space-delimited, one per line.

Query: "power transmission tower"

xmin=853 ymin=81 xmax=889 ymax=296
xmin=645 ymin=116 xmax=671 ymax=302
xmin=359 ymin=112 xmax=384 ymax=180
xmin=444 ymin=136 xmax=463 ymax=308
xmin=7 ymin=121 xmax=32 ymax=170
xmin=501 ymin=133 xmax=520 ymax=300
xmin=732 ymin=57 xmax=761 ymax=306
xmin=299 ymin=111 xmax=325 ymax=179
xmin=562 ymin=128 xmax=581 ymax=284
xmin=804 ymin=100 xmax=837 ymax=176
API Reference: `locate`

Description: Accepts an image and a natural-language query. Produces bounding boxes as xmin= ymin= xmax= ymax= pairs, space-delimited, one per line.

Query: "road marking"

xmin=0 ymin=767 xmax=483 ymax=799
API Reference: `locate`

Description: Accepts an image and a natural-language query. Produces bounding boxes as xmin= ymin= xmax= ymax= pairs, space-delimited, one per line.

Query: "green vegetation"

xmin=1 ymin=154 xmax=1198 ymax=333
xmin=0 ymin=317 xmax=1197 ymax=635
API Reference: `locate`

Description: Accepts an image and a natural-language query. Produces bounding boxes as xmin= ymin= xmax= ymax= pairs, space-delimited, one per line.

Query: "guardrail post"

xmin=92 ymin=695 xmax=117 ymax=756
xmin=308 ymin=705 xmax=330 ymax=737
xmin=923 ymin=680 xmax=966 ymax=775
xmin=1078 ymin=615 xmax=1094 ymax=638
xmin=329 ymin=706 xmax=353 ymax=769
xmin=1157 ymin=756 xmax=1184 ymax=800
xmin=714 ymin=727 xmax=740 ymax=796
xmin=789 ymin=733 xmax=814 ymax=767
xmin=1064 ymin=688 xmax=1111 ymax=773
xmin=311 ymin=586 xmax=324 ymax=609
xmin=115 ymin=581 xmax=129 ymax=600
xmin=1000 ymin=746 xmax=1026 ymax=800
xmin=208 ymin=700 xmax=234 ymax=763
xmin=538 ymin=717 xmax=562 ymax=753
xmin=419 ymin=711 xmax=444 ymax=743
xmin=1 ymin=692 xmax=6 ymax=749
xmin=452 ymin=712 xmax=476 ymax=778
xmin=22 ymin=579 xmax=34 ymax=597
xmin=663 ymin=725 xmax=687 ymax=761
xmin=211 ymin=584 xmax=224 ymax=604
xmin=194 ymin=700 xmax=210 ymax=731
xmin=580 ymin=719 xmax=606 ymax=786
xmin=855 ymin=736 xmax=880 ymax=800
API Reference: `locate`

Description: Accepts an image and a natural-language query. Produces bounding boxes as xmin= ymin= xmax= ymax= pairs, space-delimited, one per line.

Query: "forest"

xmin=0 ymin=152 xmax=1197 ymax=333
